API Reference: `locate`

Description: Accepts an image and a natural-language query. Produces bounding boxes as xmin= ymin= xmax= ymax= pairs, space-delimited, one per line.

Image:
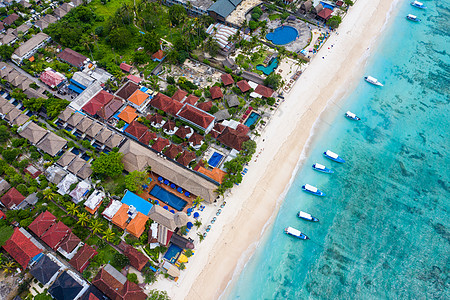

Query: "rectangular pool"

xmin=244 ymin=111 xmax=260 ymax=127
xmin=121 ymin=190 xmax=153 ymax=215
xmin=208 ymin=152 xmax=224 ymax=168
xmin=150 ymin=185 xmax=188 ymax=211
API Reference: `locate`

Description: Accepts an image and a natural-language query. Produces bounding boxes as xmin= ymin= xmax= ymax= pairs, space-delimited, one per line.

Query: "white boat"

xmin=410 ymin=1 xmax=426 ymax=9
xmin=298 ymin=211 xmax=319 ymax=222
xmin=406 ymin=14 xmax=421 ymax=22
xmin=284 ymin=226 xmax=309 ymax=239
xmin=323 ymin=150 xmax=345 ymax=163
xmin=345 ymin=111 xmax=361 ymax=121
xmin=364 ymin=76 xmax=384 ymax=86
xmin=312 ymin=163 xmax=334 ymax=174
xmin=302 ymin=184 xmax=325 ymax=196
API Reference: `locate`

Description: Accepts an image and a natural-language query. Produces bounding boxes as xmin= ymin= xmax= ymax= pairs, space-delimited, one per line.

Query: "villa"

xmin=57 ymin=48 xmax=87 ymax=69
xmin=176 ymin=104 xmax=216 ymax=133
xmin=2 ymin=228 xmax=42 ymax=270
xmin=11 ymin=32 xmax=51 ymax=65
xmin=0 ymin=187 xmax=26 ymax=210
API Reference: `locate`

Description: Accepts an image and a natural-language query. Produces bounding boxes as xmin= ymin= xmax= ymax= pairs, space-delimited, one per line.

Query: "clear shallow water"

xmin=226 ymin=1 xmax=450 ymax=299
xmin=266 ymin=26 xmax=299 ymax=45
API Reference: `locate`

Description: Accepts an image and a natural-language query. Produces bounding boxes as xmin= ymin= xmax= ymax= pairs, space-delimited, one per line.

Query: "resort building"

xmin=176 ymin=104 xmax=216 ymax=133
xmin=29 ymin=254 xmax=61 ymax=286
xmin=97 ymin=97 xmax=123 ymax=120
xmin=116 ymin=81 xmax=139 ymax=100
xmin=163 ymin=0 xmax=212 ymax=16
xmin=57 ymin=231 xmax=81 ymax=258
xmin=127 ymin=89 xmax=150 ymax=112
xmin=151 ymin=49 xmax=166 ymax=62
xmin=118 ymin=242 xmax=149 ymax=271
xmin=207 ymin=0 xmax=242 ymax=24
xmin=118 ymin=106 xmax=138 ymax=124
xmin=69 ymin=244 xmax=97 ymax=273
xmin=172 ymin=89 xmax=188 ymax=102
xmin=221 ymin=73 xmax=235 ymax=86
xmin=217 ymin=126 xmax=250 ymax=151
xmin=57 ymin=48 xmax=87 ymax=69
xmin=84 ymin=190 xmax=105 ymax=214
xmin=162 ymin=120 xmax=178 ymax=135
xmin=40 ymin=221 xmax=71 ymax=250
xmin=0 ymin=187 xmax=26 ymax=210
xmin=147 ymin=113 xmax=166 ymax=128
xmin=102 ymin=200 xmax=123 ymax=221
xmin=28 ymin=211 xmax=57 ymax=237
xmin=2 ymin=228 xmax=42 ymax=270
xmin=11 ymin=32 xmax=51 ymax=65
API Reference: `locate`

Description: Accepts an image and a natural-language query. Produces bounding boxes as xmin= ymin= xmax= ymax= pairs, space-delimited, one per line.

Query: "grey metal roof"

xmin=207 ymin=0 xmax=242 ymax=19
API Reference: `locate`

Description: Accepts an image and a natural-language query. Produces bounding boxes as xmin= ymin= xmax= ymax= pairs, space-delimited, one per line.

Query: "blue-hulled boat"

xmin=345 ymin=111 xmax=361 ymax=121
xmin=302 ymin=184 xmax=325 ymax=197
xmin=298 ymin=211 xmax=319 ymax=222
xmin=312 ymin=163 xmax=334 ymax=174
xmin=410 ymin=1 xmax=426 ymax=9
xmin=406 ymin=14 xmax=421 ymax=22
xmin=323 ymin=150 xmax=345 ymax=163
xmin=284 ymin=226 xmax=309 ymax=240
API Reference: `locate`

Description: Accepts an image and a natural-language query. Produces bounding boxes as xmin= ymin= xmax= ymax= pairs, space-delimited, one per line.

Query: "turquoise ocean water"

xmin=225 ymin=0 xmax=450 ymax=299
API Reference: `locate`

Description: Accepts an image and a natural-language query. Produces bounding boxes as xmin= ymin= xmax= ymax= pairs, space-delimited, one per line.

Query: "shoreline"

xmin=154 ymin=0 xmax=399 ymax=298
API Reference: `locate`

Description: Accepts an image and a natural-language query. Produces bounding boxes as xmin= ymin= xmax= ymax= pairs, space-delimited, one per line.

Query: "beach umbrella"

xmin=163 ymin=206 xmax=169 ymax=210
xmin=170 ymin=210 xmax=175 ymax=214
xmin=164 ymin=180 xmax=169 ymax=185
xmin=187 ymin=208 xmax=193 ymax=213
xmin=158 ymin=177 xmax=163 ymax=182
xmin=186 ymin=222 xmax=193 ymax=229
xmin=185 ymin=191 xmax=190 ymax=197
xmin=193 ymin=212 xmax=200 ymax=219
xmin=177 ymin=187 xmax=183 ymax=193
xmin=170 ymin=183 xmax=176 ymax=189
xmin=154 ymin=200 xmax=159 ymax=205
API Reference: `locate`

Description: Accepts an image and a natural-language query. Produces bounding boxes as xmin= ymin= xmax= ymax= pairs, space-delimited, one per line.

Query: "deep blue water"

xmin=266 ymin=26 xmax=299 ymax=45
xmin=226 ymin=1 xmax=450 ymax=299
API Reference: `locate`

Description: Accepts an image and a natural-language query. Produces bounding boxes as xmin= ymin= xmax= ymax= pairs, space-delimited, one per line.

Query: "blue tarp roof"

xmin=121 ymin=190 xmax=153 ymax=215
xmin=68 ymin=84 xmax=84 ymax=94
xmin=69 ymin=78 xmax=87 ymax=90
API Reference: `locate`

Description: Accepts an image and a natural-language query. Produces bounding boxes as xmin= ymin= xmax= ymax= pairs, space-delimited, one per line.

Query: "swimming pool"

xmin=256 ymin=58 xmax=278 ymax=75
xmin=122 ymin=190 xmax=153 ymax=215
xmin=244 ymin=111 xmax=260 ymax=127
xmin=150 ymin=185 xmax=188 ymax=211
xmin=208 ymin=152 xmax=224 ymax=168
xmin=266 ymin=26 xmax=298 ymax=45
xmin=164 ymin=244 xmax=182 ymax=263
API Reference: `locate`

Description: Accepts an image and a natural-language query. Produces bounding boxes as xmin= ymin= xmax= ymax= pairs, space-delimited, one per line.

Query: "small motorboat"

xmin=323 ymin=150 xmax=345 ymax=163
xmin=312 ymin=163 xmax=334 ymax=174
xmin=410 ymin=1 xmax=426 ymax=9
xmin=345 ymin=111 xmax=361 ymax=121
xmin=364 ymin=76 xmax=383 ymax=86
xmin=297 ymin=211 xmax=319 ymax=222
xmin=284 ymin=226 xmax=309 ymax=240
xmin=406 ymin=14 xmax=421 ymax=22
xmin=302 ymin=184 xmax=325 ymax=197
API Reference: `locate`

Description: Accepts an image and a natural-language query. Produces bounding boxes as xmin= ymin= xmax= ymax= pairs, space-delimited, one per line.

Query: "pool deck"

xmin=138 ymin=173 xmax=194 ymax=213
xmin=265 ymin=19 xmax=314 ymax=53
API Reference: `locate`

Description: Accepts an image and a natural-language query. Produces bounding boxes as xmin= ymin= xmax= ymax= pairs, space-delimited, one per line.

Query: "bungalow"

xmin=172 ymin=89 xmax=188 ymax=102
xmin=209 ymin=86 xmax=223 ymax=99
xmin=67 ymin=156 xmax=86 ymax=176
xmin=188 ymin=132 xmax=203 ymax=150
xmin=127 ymin=74 xmax=141 ymax=84
xmin=2 ymin=13 xmax=18 ymax=26
xmin=116 ymin=81 xmax=139 ymax=100
xmin=18 ymin=122 xmax=48 ymax=145
xmin=147 ymin=113 xmax=166 ymax=128
xmin=104 ymin=133 xmax=124 ymax=150
xmin=175 ymin=126 xmax=194 ymax=139
xmin=300 ymin=0 xmax=313 ymax=13
xmin=41 ymin=221 xmax=71 ymax=250
xmin=94 ymin=128 xmax=113 ymax=145
xmin=162 ymin=119 xmax=178 ymax=135
xmin=196 ymin=100 xmax=212 ymax=112
xmin=254 ymin=84 xmax=274 ymax=98
xmin=75 ymin=117 xmax=94 ymax=134
xmin=225 ymin=93 xmax=240 ymax=107
xmin=0 ymin=101 xmax=14 ymax=118
xmin=36 ymin=132 xmax=67 ymax=157
xmin=2 ymin=228 xmax=42 ymax=270
xmin=13 ymin=23 xmax=31 ymax=36
xmin=29 ymin=254 xmax=60 ymax=286
xmin=48 ymin=271 xmax=85 ymax=300
xmin=221 ymin=73 xmax=234 ymax=86
xmin=317 ymin=7 xmax=333 ymax=21
xmin=0 ymin=177 xmax=11 ymax=195
xmin=69 ymin=244 xmax=97 ymax=273
xmin=102 ymin=200 xmax=122 ymax=221
xmin=0 ymin=32 xmax=17 ymax=45
xmin=120 ymin=62 xmax=132 ymax=73
xmin=164 ymin=144 xmax=182 ymax=160
xmin=111 ymin=203 xmax=130 ymax=229
xmin=138 ymin=130 xmax=156 ymax=145
xmin=40 ymin=69 xmax=65 ymax=88
xmin=176 ymin=104 xmax=216 ymax=134
xmin=57 ymin=151 xmax=76 ymax=168
xmin=127 ymin=89 xmax=150 ymax=112
xmin=84 ymin=190 xmax=105 ymax=214
xmin=184 ymin=94 xmax=199 ymax=105
xmin=57 ymin=231 xmax=81 ymax=257
xmin=126 ymin=212 xmax=148 ymax=238
xmin=151 ymin=50 xmax=165 ymax=62
xmin=152 ymin=137 xmax=170 ymax=152
xmin=85 ymin=121 xmax=103 ymax=139
xmin=11 ymin=32 xmax=50 ymax=65
xmin=150 ymin=93 xmax=183 ymax=115
xmin=57 ymin=48 xmax=87 ymax=69
xmin=69 ymin=181 xmax=91 ymax=204
xmin=177 ymin=150 xmax=196 ymax=166
xmin=0 ymin=187 xmax=26 ymax=210
xmin=124 ymin=120 xmax=148 ymax=140
xmin=118 ymin=242 xmax=149 ymax=271
xmin=217 ymin=126 xmax=249 ymax=151
xmin=57 ymin=106 xmax=75 ymax=123
xmin=57 ymin=173 xmax=78 ymax=195
xmin=28 ymin=211 xmax=57 ymax=237
xmin=77 ymin=163 xmax=93 ymax=181
xmin=118 ymin=106 xmax=138 ymax=124
xmin=97 ymin=97 xmax=123 ymax=120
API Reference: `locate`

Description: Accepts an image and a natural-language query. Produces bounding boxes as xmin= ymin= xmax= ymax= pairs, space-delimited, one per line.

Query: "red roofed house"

xmin=151 ymin=50 xmax=165 ymax=62
xmin=209 ymin=86 xmax=223 ymax=99
xmin=317 ymin=8 xmax=333 ymax=21
xmin=120 ymin=63 xmax=132 ymax=73
xmin=58 ymin=232 xmax=81 ymax=255
xmin=175 ymin=126 xmax=193 ymax=139
xmin=177 ymin=150 xmax=196 ymax=166
xmin=93 ymin=264 xmax=147 ymax=300
xmin=82 ymin=99 xmax=103 ymax=116
xmin=152 ymin=138 xmax=170 ymax=152
xmin=57 ymin=48 xmax=87 ymax=69
xmin=41 ymin=221 xmax=71 ymax=250
xmin=138 ymin=130 xmax=156 ymax=145
xmin=3 ymin=228 xmax=42 ymax=269
xmin=146 ymin=113 xmax=165 ymax=128
xmin=172 ymin=89 xmax=188 ymax=102
xmin=28 ymin=211 xmax=57 ymax=237
xmin=336 ymin=0 xmax=343 ymax=7
xmin=254 ymin=84 xmax=274 ymax=98
xmin=127 ymin=74 xmax=141 ymax=84
xmin=1 ymin=187 xmax=26 ymax=210
xmin=162 ymin=120 xmax=178 ymax=135
xmin=92 ymin=90 xmax=114 ymax=105
xmin=196 ymin=101 xmax=213 ymax=112
xmin=236 ymin=80 xmax=251 ymax=93
xmin=188 ymin=132 xmax=203 ymax=150
xmin=177 ymin=104 xmax=215 ymax=133
xmin=40 ymin=70 xmax=65 ymax=88
xmin=184 ymin=94 xmax=199 ymax=105
xmin=221 ymin=73 xmax=234 ymax=86
xmin=150 ymin=93 xmax=176 ymax=115
xmin=118 ymin=242 xmax=149 ymax=271
xmin=69 ymin=244 xmax=97 ymax=273
xmin=127 ymin=89 xmax=149 ymax=112
xmin=124 ymin=120 xmax=148 ymax=140
xmin=217 ymin=127 xmax=250 ymax=151
xmin=164 ymin=144 xmax=182 ymax=160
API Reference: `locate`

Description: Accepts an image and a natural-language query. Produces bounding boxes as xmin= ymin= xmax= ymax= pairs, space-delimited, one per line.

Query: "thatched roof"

xmin=57 ymin=151 xmax=76 ymax=167
xmin=36 ymin=132 xmax=67 ymax=156
xmin=19 ymin=122 xmax=47 ymax=144
xmin=148 ymin=205 xmax=177 ymax=230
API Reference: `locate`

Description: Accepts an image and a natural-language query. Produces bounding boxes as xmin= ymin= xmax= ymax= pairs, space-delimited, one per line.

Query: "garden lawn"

xmin=47 ymin=201 xmax=66 ymax=218
xmin=0 ymin=225 xmax=14 ymax=246
xmin=268 ymin=14 xmax=281 ymax=20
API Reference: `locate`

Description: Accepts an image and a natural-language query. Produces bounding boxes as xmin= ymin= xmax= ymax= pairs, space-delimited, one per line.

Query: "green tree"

xmin=263 ymin=73 xmax=282 ymax=90
xmin=108 ymin=27 xmax=131 ymax=49
xmin=66 ymin=202 xmax=79 ymax=216
xmin=91 ymin=152 xmax=124 ymax=178
xmin=112 ymin=252 xmax=129 ymax=270
xmin=327 ymin=16 xmax=342 ymax=29
xmin=90 ymin=219 xmax=104 ymax=235
xmin=103 ymin=227 xmax=115 ymax=242
xmin=43 ymin=188 xmax=56 ymax=202
xmin=193 ymin=196 xmax=203 ymax=207
xmin=0 ymin=126 xmax=10 ymax=143
xmin=147 ymin=289 xmax=170 ymax=300
xmin=168 ymin=4 xmax=186 ymax=26
xmin=127 ymin=272 xmax=138 ymax=284
xmin=124 ymin=170 xmax=147 ymax=193
xmin=143 ymin=31 xmax=160 ymax=53
xmin=77 ymin=212 xmax=90 ymax=226
xmin=0 ymin=45 xmax=14 ymax=60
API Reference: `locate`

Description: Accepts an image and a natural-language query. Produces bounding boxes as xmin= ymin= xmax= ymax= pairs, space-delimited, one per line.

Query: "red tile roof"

xmin=40 ymin=70 xmax=64 ymax=88
xmin=28 ymin=211 xmax=57 ymax=237
xmin=1 ymin=187 xmax=25 ymax=209
xmin=184 ymin=94 xmax=199 ymax=105
xmin=97 ymin=97 xmax=123 ymax=120
xmin=217 ymin=127 xmax=250 ymax=151
xmin=213 ymin=123 xmax=225 ymax=133
xmin=59 ymin=232 xmax=81 ymax=253
xmin=151 ymin=50 xmax=165 ymax=60
xmin=209 ymin=86 xmax=223 ymax=99
xmin=118 ymin=106 xmax=138 ymax=123
xmin=41 ymin=221 xmax=70 ymax=250
xmin=69 ymin=244 xmax=97 ymax=273
xmin=127 ymin=74 xmax=141 ymax=84
xmin=116 ymin=81 xmax=139 ymax=100
xmin=150 ymin=93 xmax=176 ymax=114
xmin=120 ymin=63 xmax=132 ymax=73
xmin=196 ymin=101 xmax=212 ymax=112
xmin=146 ymin=113 xmax=164 ymax=125
xmin=3 ymin=228 xmax=41 ymax=269
xmin=82 ymin=99 xmax=103 ymax=116
xmin=119 ymin=242 xmax=149 ymax=271
xmin=177 ymin=151 xmax=196 ymax=166
xmin=138 ymin=131 xmax=156 ymax=145
xmin=162 ymin=120 xmax=176 ymax=132
xmin=255 ymin=84 xmax=274 ymax=98
xmin=236 ymin=123 xmax=250 ymax=135
xmin=152 ymin=138 xmax=170 ymax=152
xmin=188 ymin=132 xmax=203 ymax=146
xmin=164 ymin=144 xmax=182 ymax=160
xmin=177 ymin=104 xmax=215 ymax=130
xmin=128 ymin=90 xmax=148 ymax=107
xmin=336 ymin=0 xmax=343 ymax=6
xmin=174 ymin=126 xmax=192 ymax=139
xmin=172 ymin=89 xmax=188 ymax=102
xmin=221 ymin=73 xmax=234 ymax=86
xmin=168 ymin=100 xmax=184 ymax=115
xmin=92 ymin=90 xmax=114 ymax=105
xmin=236 ymin=80 xmax=251 ymax=92
xmin=317 ymin=8 xmax=333 ymax=20
xmin=93 ymin=266 xmax=147 ymax=300
xmin=124 ymin=120 xmax=148 ymax=140
xmin=57 ymin=48 xmax=87 ymax=68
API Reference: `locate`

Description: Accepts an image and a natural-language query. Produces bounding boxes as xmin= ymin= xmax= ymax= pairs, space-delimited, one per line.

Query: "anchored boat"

xmin=365 ymin=76 xmax=384 ymax=86
xmin=345 ymin=111 xmax=361 ymax=121
xmin=298 ymin=211 xmax=319 ymax=222
xmin=302 ymin=184 xmax=325 ymax=197
xmin=406 ymin=14 xmax=421 ymax=22
xmin=284 ymin=226 xmax=309 ymax=240
xmin=410 ymin=1 xmax=426 ymax=9
xmin=312 ymin=163 xmax=334 ymax=174
xmin=323 ymin=150 xmax=345 ymax=163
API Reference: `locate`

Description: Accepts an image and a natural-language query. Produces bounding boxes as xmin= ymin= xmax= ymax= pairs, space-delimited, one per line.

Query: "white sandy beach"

xmin=153 ymin=0 xmax=398 ymax=298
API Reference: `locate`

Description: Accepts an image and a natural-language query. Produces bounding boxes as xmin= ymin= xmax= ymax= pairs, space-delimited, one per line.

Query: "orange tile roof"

xmin=127 ymin=90 xmax=148 ymax=107
xmin=85 ymin=201 xmax=102 ymax=214
xmin=197 ymin=166 xmax=227 ymax=184
xmin=118 ymin=106 xmax=138 ymax=124
xmin=126 ymin=213 xmax=148 ymax=238
xmin=111 ymin=204 xmax=129 ymax=229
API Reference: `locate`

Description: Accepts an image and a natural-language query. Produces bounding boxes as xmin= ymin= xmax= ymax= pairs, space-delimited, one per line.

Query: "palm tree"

xmin=193 ymin=196 xmax=203 ymax=207
xmin=43 ymin=188 xmax=56 ymax=202
xmin=66 ymin=202 xmax=79 ymax=216
xmin=77 ymin=212 xmax=90 ymax=227
xmin=81 ymin=34 xmax=93 ymax=60
xmin=103 ymin=227 xmax=115 ymax=242
xmin=194 ymin=219 xmax=202 ymax=229
xmin=90 ymin=219 xmax=104 ymax=235
xmin=2 ymin=261 xmax=18 ymax=275
xmin=197 ymin=232 xmax=204 ymax=242
xmin=215 ymin=186 xmax=225 ymax=200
